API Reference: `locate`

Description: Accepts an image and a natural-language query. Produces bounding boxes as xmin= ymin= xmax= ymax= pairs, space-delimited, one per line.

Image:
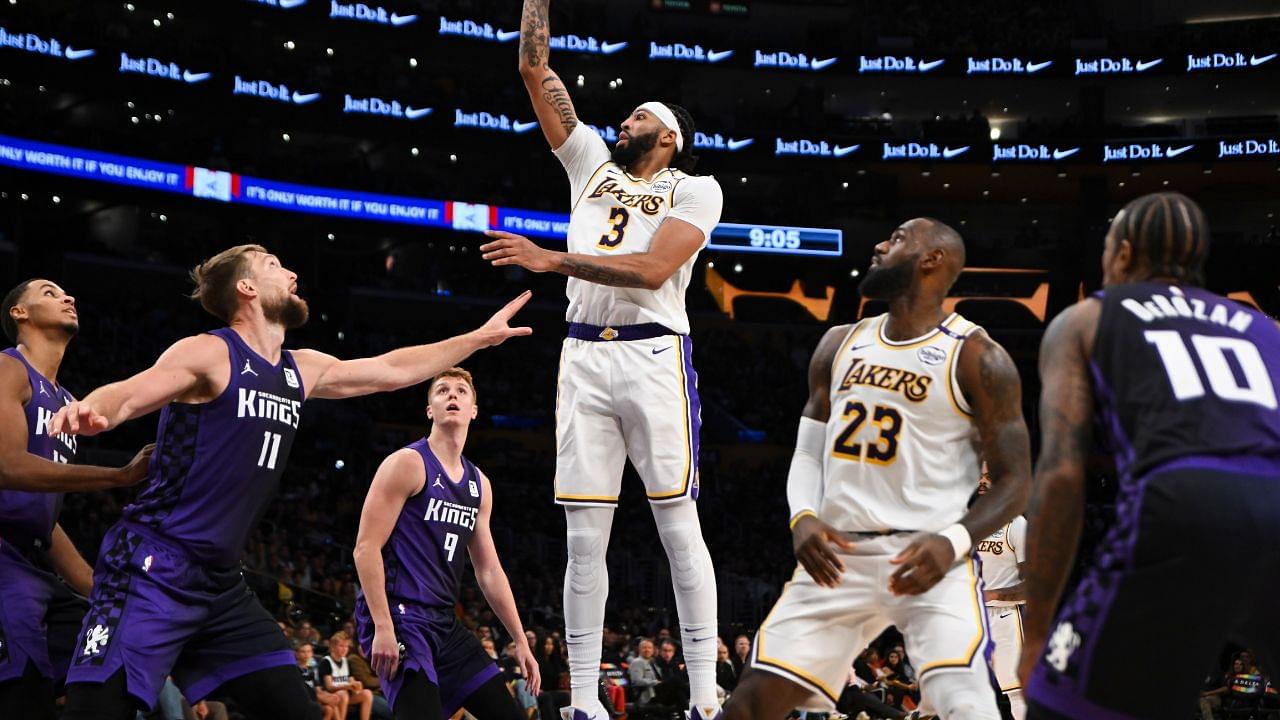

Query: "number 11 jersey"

xmin=1091 ymin=282 xmax=1280 ymax=480
xmin=554 ymin=124 xmax=723 ymax=336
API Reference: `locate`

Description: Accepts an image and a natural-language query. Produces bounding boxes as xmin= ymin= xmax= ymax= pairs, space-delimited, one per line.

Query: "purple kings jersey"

xmin=122 ymin=328 xmax=304 ymax=567
xmin=1091 ymin=282 xmax=1280 ymax=480
xmin=0 ymin=347 xmax=77 ymax=548
xmin=382 ymin=439 xmax=482 ymax=609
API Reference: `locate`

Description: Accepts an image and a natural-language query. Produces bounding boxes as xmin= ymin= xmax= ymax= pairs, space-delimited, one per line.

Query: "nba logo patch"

xmin=283 ymin=368 xmax=300 ymax=388
xmin=917 ymin=346 xmax=947 ymax=366
xmin=468 ymin=480 xmax=479 ymax=497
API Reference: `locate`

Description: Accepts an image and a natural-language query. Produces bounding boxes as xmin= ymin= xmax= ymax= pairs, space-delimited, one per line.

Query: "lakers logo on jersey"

xmin=837 ymin=358 xmax=932 ymax=402
xmin=975 ymin=539 xmax=1006 ymax=554
xmin=587 ymin=178 xmax=666 ymax=215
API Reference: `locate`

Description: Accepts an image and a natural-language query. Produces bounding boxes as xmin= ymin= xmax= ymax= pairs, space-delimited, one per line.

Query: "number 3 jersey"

xmin=122 ymin=328 xmax=304 ymax=567
xmin=1091 ymin=282 xmax=1280 ymax=480
xmin=380 ymin=439 xmax=482 ymax=609
xmin=554 ymin=124 xmax=724 ymax=335
xmin=820 ymin=313 xmax=982 ymax=533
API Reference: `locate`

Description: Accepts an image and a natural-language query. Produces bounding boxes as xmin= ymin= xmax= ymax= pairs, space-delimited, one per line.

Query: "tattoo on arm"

xmin=541 ymin=75 xmax=578 ymax=134
xmin=519 ymin=0 xmax=550 ymax=70
xmin=557 ymin=256 xmax=649 ymax=288
xmin=959 ymin=334 xmax=1032 ymax=540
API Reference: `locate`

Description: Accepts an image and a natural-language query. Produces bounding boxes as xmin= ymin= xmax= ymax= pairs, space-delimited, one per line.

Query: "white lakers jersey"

xmin=977 ymin=516 xmax=1026 ymax=607
xmin=553 ymin=124 xmax=723 ymax=335
xmin=819 ymin=312 xmax=982 ymax=533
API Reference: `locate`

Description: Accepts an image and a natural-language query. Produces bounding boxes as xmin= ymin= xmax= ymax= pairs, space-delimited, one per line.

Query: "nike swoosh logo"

xmin=1051 ymin=147 xmax=1079 ymax=160
xmin=601 ymin=41 xmax=628 ymax=54
xmin=389 ymin=13 xmax=418 ymax=25
xmin=496 ymin=29 xmax=521 ymax=42
xmin=917 ymin=58 xmax=945 ymax=71
xmin=942 ymin=145 xmax=969 ymax=158
xmin=1165 ymin=144 xmax=1193 ymax=157
xmin=1135 ymin=58 xmax=1162 ymax=71
xmin=183 ymin=70 xmax=212 ymax=83
xmin=1250 ymin=53 xmax=1277 ymax=66
xmin=833 ymin=144 xmax=859 ymax=157
xmin=405 ymin=106 xmax=433 ymax=119
xmin=512 ymin=121 xmax=540 ymax=133
xmin=727 ymin=138 xmax=754 ymax=150
xmin=810 ymin=57 xmax=838 ymax=70
xmin=707 ymin=49 xmax=733 ymax=62
xmin=652 ymin=347 xmax=672 ymax=355
xmin=279 ymin=0 xmax=308 ymax=7
xmin=291 ymin=91 xmax=321 ymax=104
xmin=1026 ymin=60 xmax=1053 ymax=73
xmin=64 ymin=47 xmax=95 ymax=60
xmin=851 ymin=343 xmax=872 ymax=352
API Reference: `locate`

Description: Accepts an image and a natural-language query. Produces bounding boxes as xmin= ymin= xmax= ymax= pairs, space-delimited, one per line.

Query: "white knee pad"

xmin=921 ymin=669 xmax=1001 ymax=720
xmin=566 ymin=528 xmax=604 ymax=597
xmin=658 ymin=522 xmax=706 ymax=594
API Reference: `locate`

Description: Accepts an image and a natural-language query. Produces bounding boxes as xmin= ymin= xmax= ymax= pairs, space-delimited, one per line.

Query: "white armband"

xmin=939 ymin=523 xmax=973 ymax=563
xmin=787 ymin=417 xmax=826 ymax=529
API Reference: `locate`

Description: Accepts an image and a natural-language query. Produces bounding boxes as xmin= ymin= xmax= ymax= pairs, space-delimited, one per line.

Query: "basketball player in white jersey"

xmin=477 ymin=3 xmax=724 ymax=720
xmin=722 ymin=218 xmax=1032 ymax=720
xmin=975 ymin=464 xmax=1028 ymax=720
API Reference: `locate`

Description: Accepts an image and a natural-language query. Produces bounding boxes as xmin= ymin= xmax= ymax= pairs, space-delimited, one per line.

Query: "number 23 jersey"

xmin=820 ymin=313 xmax=983 ymax=533
xmin=554 ymin=124 xmax=723 ymax=336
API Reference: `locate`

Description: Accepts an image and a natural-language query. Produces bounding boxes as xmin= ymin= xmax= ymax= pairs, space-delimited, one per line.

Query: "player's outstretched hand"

xmin=515 ymin=641 xmax=541 ymax=696
xmin=370 ymin=626 xmax=401 ymax=678
xmin=888 ymin=532 xmax=954 ymax=595
xmin=49 ymin=400 xmax=110 ymax=437
xmin=474 ymin=291 xmax=535 ymax=347
xmin=791 ymin=515 xmax=854 ymax=587
xmin=480 ymin=230 xmax=560 ymax=272
xmin=115 ymin=444 xmax=156 ymax=487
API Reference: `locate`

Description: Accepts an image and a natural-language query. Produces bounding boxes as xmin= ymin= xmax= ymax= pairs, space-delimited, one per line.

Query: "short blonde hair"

xmin=429 ymin=367 xmax=477 ymax=403
xmin=189 ymin=244 xmax=267 ymax=322
xmin=328 ymin=631 xmax=350 ymax=647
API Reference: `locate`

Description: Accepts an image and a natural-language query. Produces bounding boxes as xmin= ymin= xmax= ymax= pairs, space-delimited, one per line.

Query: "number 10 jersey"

xmin=819 ymin=313 xmax=983 ymax=533
xmin=553 ymin=124 xmax=723 ymax=336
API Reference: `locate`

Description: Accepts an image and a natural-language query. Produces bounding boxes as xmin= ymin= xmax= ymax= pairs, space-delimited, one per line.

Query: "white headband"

xmin=638 ymin=101 xmax=684 ymax=153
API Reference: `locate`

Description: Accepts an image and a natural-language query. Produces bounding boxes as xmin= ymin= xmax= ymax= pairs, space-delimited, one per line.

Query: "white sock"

xmin=652 ymin=501 xmax=719 ymax=708
xmin=563 ymin=507 xmax=614 ymax=717
xmin=1006 ymin=688 xmax=1026 ymax=720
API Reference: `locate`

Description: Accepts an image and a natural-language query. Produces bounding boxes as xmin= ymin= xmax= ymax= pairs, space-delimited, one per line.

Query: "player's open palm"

xmin=888 ymin=532 xmax=953 ymax=595
xmin=515 ymin=642 xmax=541 ymax=696
xmin=480 ymin=230 xmax=559 ymax=272
xmin=49 ymin=400 xmax=110 ymax=437
xmin=792 ymin=515 xmax=854 ymax=587
xmin=370 ymin=626 xmax=400 ymax=678
xmin=474 ymin=290 xmax=535 ymax=347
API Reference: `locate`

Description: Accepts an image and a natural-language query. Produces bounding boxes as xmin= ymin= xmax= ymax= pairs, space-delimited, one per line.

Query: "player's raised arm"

xmin=889 ymin=330 xmax=1032 ymax=596
xmin=788 ymin=325 xmax=855 ymax=588
xmin=47 ymin=333 xmax=224 ymax=437
xmin=467 ymin=471 xmax=541 ymax=695
xmin=0 ymin=357 xmax=153 ymax=489
xmin=352 ymin=449 xmax=424 ymax=679
xmin=292 ymin=291 xmax=531 ymax=400
xmin=518 ymin=0 xmax=579 ymax=149
xmin=1017 ymin=301 xmax=1098 ymax=687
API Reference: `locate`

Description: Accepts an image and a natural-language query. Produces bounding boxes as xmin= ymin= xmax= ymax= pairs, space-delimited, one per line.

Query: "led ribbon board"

xmin=0 ymin=134 xmax=842 ymax=256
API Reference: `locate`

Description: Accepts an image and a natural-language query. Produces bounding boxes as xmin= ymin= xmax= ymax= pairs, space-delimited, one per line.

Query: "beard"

xmin=857 ymin=258 xmax=916 ymax=300
xmin=263 ymin=293 xmax=310 ymax=329
xmin=610 ymin=128 xmax=660 ymax=169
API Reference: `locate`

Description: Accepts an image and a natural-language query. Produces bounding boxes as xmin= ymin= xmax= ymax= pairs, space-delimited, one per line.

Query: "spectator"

xmin=716 ymin=640 xmax=738 ymax=694
xmin=346 ymin=642 xmax=393 ymax=720
xmin=1201 ymin=665 xmax=1229 ymax=720
xmin=654 ymin=640 xmax=690 ymax=707
xmin=482 ymin=637 xmax=499 ymax=661
xmin=836 ymin=665 xmax=907 ymax=720
xmin=297 ymin=642 xmax=344 ymax=720
xmin=731 ymin=635 xmax=751 ymax=678
xmin=320 ymin=632 xmax=376 ymax=720
xmin=500 ymin=640 xmax=540 ymax=716
xmin=882 ymin=649 xmax=920 ymax=709
xmin=538 ymin=635 xmax=571 ymax=720
xmin=629 ymin=639 xmax=661 ymax=705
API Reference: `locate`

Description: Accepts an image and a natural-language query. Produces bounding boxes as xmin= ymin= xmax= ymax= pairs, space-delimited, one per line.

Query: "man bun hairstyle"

xmin=189 ymin=244 xmax=267 ymax=323
xmin=664 ymin=102 xmax=699 ymax=174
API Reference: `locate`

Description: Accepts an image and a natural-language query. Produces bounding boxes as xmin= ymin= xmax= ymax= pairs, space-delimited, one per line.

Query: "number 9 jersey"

xmin=554 ymin=124 xmax=723 ymax=335
xmin=820 ymin=312 xmax=983 ymax=533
